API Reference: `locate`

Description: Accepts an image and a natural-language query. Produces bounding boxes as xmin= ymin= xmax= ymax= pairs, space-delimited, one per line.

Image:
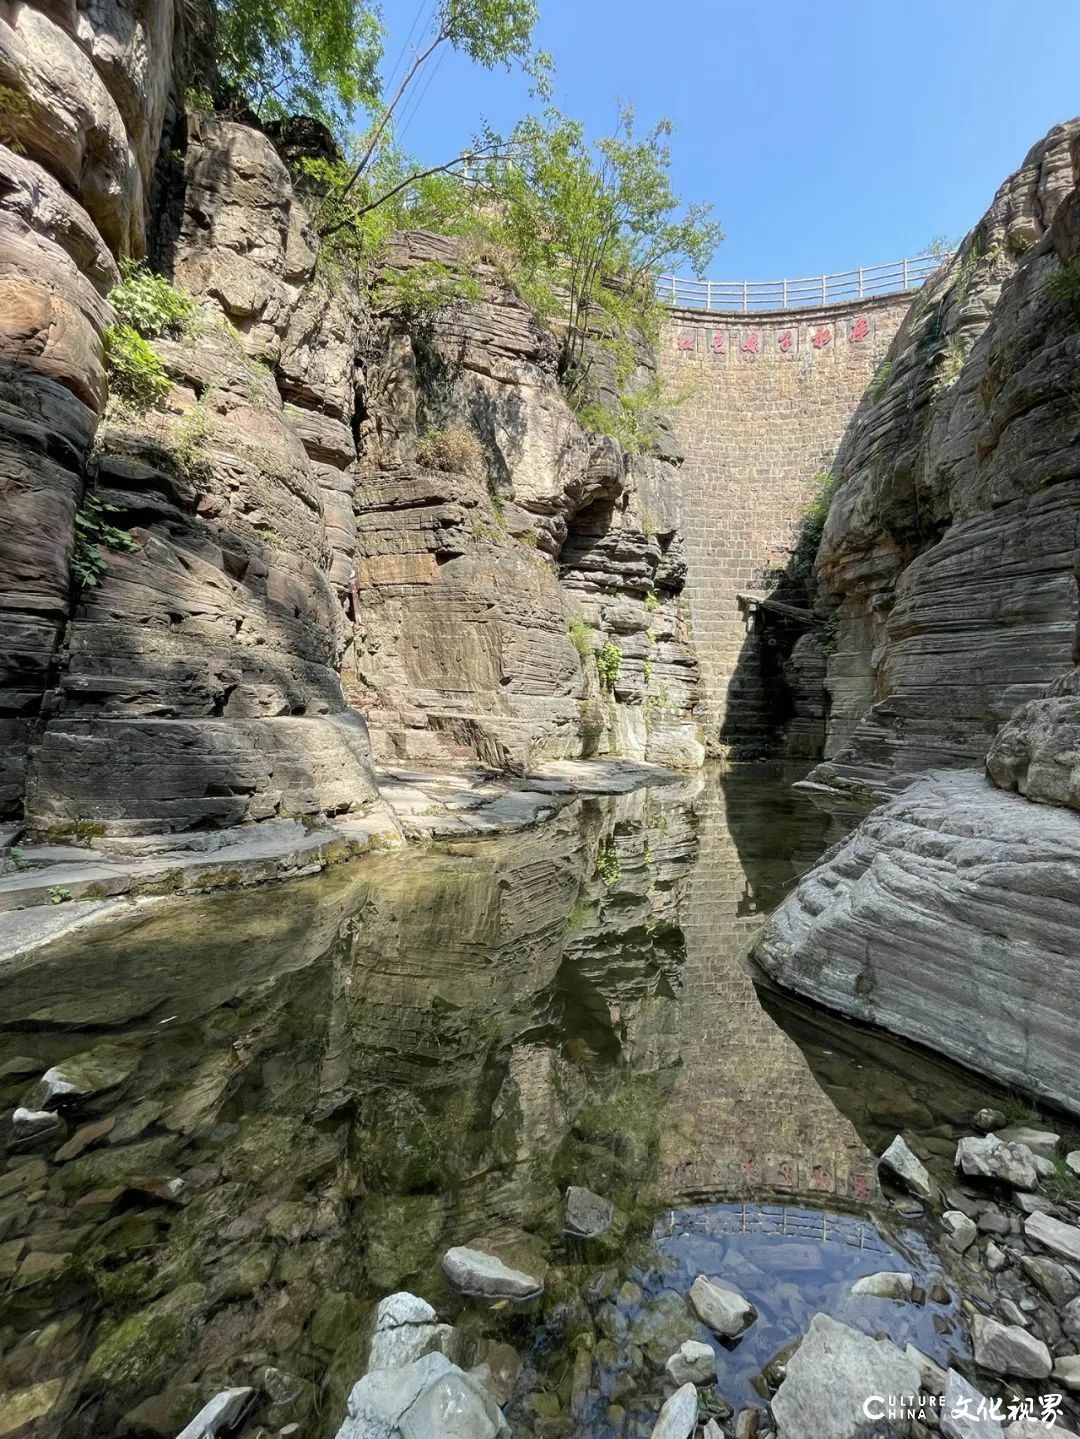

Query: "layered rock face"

xmin=348 ymin=232 xmax=703 ymax=772
xmin=811 ymin=119 xmax=1080 ymax=799
xmin=755 ymin=122 xmax=1080 ymax=1116
xmin=0 ymin=13 xmax=703 ymax=833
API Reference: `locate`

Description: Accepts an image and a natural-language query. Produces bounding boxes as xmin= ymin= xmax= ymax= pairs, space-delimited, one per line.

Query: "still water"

xmin=0 ymin=767 xmax=1003 ymax=1437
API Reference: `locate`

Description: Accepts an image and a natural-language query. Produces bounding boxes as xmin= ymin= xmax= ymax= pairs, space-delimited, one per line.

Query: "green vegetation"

xmin=868 ymin=358 xmax=893 ymax=401
xmin=414 ymin=424 xmax=482 ymax=475
xmin=577 ymin=377 xmax=673 ymax=455
xmin=818 ymin=612 xmax=840 ymax=656
xmin=0 ymin=83 xmax=30 ymax=151
xmin=108 ymin=261 xmax=198 ymax=338
xmin=644 ymin=590 xmax=659 ymax=613
xmin=103 ymin=326 xmax=170 ymax=410
xmin=567 ymin=617 xmax=594 ymax=664
xmin=1001 ymin=1091 xmax=1040 ymax=1126
xmin=482 ymin=104 xmax=720 ymax=406
xmin=596 ymin=640 xmax=622 ymax=691
xmin=938 ymin=335 xmax=967 ymax=387
xmin=1041 ymin=259 xmax=1080 ymax=321
xmin=793 ymin=472 xmax=838 ymax=580
xmin=595 ymin=838 xmax=621 ymax=887
xmin=642 ymin=660 xmax=653 ymax=684
xmin=73 ymin=493 xmax=137 ymax=590
xmin=47 ymin=887 xmax=72 ymax=905
xmin=1042 ymin=1158 xmax=1080 ymax=1205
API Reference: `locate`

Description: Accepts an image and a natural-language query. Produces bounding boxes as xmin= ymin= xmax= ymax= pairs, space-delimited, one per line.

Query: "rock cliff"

xmin=0 ymin=3 xmax=703 ymax=838
xmin=756 ymin=120 xmax=1080 ymax=1115
xmin=810 ymin=119 xmax=1080 ymax=800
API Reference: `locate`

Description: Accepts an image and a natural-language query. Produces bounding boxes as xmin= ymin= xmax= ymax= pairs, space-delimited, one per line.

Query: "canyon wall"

xmin=0 ymin=3 xmax=704 ymax=839
xmin=755 ymin=120 xmax=1080 ymax=1116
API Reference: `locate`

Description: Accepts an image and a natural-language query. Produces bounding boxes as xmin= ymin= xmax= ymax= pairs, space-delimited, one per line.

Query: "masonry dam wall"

xmin=657 ymin=291 xmax=913 ymax=753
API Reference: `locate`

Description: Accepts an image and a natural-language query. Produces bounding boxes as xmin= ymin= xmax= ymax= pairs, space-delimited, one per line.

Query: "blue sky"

xmin=376 ymin=0 xmax=1080 ymax=282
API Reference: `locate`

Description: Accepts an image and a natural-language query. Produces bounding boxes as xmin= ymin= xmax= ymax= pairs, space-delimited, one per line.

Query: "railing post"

xmin=671 ymin=275 xmax=676 ymax=305
xmin=821 ymin=273 xmax=827 ymax=305
xmin=782 ymin=277 xmax=787 ymax=308
xmin=706 ymin=280 xmax=712 ymax=311
xmin=742 ymin=279 xmax=748 ymax=311
xmin=858 ymin=267 xmax=864 ymax=299
xmin=903 ymin=258 xmax=909 ymax=289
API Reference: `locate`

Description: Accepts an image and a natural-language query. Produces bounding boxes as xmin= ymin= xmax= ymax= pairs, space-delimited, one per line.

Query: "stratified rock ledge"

xmin=753 ymin=769 xmax=1080 ymax=1117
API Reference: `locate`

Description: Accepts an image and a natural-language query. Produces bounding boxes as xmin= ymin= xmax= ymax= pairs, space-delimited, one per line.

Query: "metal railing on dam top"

xmin=657 ymin=253 xmax=944 ymax=312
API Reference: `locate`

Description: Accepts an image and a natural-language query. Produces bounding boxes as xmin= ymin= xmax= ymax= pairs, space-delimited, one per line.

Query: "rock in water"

xmin=941 ymin=1369 xmax=1003 ymax=1439
xmin=176 ymin=1388 xmax=254 ymax=1439
xmin=664 ymin=1338 xmax=717 ymax=1385
xmin=878 ymin=1135 xmax=934 ymax=1199
xmin=955 ymin=1136 xmax=1039 ymax=1191
xmin=367 ymin=1292 xmax=448 ymax=1372
xmin=441 ymin=1247 xmax=543 ymax=1301
xmin=771 ymin=1313 xmax=923 ymax=1439
xmin=970 ymin=1316 xmax=1051 ymax=1379
xmin=850 ymin=1271 xmax=915 ymax=1300
xmin=337 ymin=1351 xmax=509 ymax=1438
xmin=688 ymin=1275 xmax=756 ymax=1337
xmin=564 ymin=1185 xmax=614 ymax=1239
xmin=1024 ymin=1211 xmax=1080 ymax=1264
xmin=649 ymin=1383 xmax=698 ymax=1439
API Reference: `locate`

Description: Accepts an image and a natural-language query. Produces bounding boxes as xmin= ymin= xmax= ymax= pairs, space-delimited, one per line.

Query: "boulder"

xmin=28 ymin=1043 xmax=133 ymax=1108
xmin=995 ymin=1127 xmax=1060 ymax=1161
xmin=1064 ymin=1296 xmax=1080 ymax=1346
xmin=974 ymin=1109 xmax=1006 ymax=1133
xmin=942 ymin=1211 xmax=978 ymax=1252
xmin=850 ymin=1271 xmax=915 ymax=1300
xmin=1053 ymin=1355 xmax=1080 ymax=1390
xmin=688 ymin=1275 xmax=756 ymax=1337
xmin=649 ymin=1383 xmax=698 ymax=1439
xmin=1067 ymin=1150 xmax=1080 ymax=1179
xmin=564 ymin=1185 xmax=614 ymax=1240
xmin=955 ymin=1136 xmax=1039 ymax=1191
xmin=176 ymin=1389 xmax=255 ymax=1439
xmin=879 ymin=1135 xmax=934 ymax=1199
xmin=970 ymin=1316 xmax=1051 ymax=1379
xmin=771 ymin=1313 xmax=924 ymax=1439
xmin=664 ymin=1338 xmax=717 ymax=1385
xmin=941 ymin=1369 xmax=1003 ymax=1439
xmin=11 ymin=1107 xmax=61 ymax=1140
xmin=1020 ymin=1255 xmax=1079 ymax=1308
xmin=441 ymin=1247 xmax=543 ymax=1301
xmin=367 ymin=1292 xmax=448 ymax=1372
xmin=336 ymin=1351 xmax=509 ymax=1439
xmin=1024 ymin=1211 xmax=1080 ymax=1264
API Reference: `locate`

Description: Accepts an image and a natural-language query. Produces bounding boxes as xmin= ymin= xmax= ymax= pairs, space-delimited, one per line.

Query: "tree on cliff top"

xmin=209 ymin=0 xmax=542 ymax=139
xmin=483 ymin=105 xmax=722 ymax=404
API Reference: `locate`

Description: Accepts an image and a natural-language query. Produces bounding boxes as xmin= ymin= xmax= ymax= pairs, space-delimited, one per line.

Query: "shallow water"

xmin=0 ymin=765 xmax=1024 ymax=1437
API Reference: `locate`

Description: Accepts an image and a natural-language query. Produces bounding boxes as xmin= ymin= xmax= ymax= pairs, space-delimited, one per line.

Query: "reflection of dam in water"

xmin=658 ymin=768 xmax=877 ymax=1205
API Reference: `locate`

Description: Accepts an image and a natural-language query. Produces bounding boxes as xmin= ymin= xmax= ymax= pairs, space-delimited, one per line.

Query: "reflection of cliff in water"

xmin=657 ymin=766 xmax=878 ymax=1206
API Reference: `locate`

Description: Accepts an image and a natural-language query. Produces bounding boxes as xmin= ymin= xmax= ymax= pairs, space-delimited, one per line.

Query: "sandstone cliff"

xmin=810 ymin=119 xmax=1080 ymax=800
xmin=0 ymin=2 xmax=703 ymax=839
xmin=755 ymin=121 xmax=1080 ymax=1113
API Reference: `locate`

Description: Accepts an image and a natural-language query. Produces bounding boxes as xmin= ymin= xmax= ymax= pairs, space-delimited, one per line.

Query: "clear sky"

xmin=376 ymin=0 xmax=1080 ymax=282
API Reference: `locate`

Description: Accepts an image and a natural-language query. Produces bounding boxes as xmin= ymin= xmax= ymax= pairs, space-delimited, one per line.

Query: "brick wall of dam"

xmin=658 ymin=292 xmax=913 ymax=751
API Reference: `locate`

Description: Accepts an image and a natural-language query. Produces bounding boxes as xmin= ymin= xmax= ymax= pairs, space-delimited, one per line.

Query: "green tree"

xmin=483 ymin=104 xmax=721 ymax=402
xmin=211 ymin=0 xmax=383 ymax=130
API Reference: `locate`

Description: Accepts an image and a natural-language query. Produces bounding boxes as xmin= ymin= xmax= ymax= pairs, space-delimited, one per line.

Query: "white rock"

xmin=974 ymin=1108 xmax=1005 ymax=1133
xmin=688 ymin=1275 xmax=756 ymax=1337
xmin=879 ymin=1134 xmax=934 ymax=1200
xmin=1053 ymin=1355 xmax=1080 ymax=1390
xmin=970 ymin=1315 xmax=1051 ymax=1379
xmin=441 ymin=1247 xmax=542 ymax=1300
xmin=904 ymin=1343 xmax=947 ymax=1396
xmin=1066 ymin=1150 xmax=1080 ymax=1179
xmin=955 ymin=1136 xmax=1039 ymax=1191
xmin=11 ymin=1107 xmax=61 ymax=1140
xmin=985 ymin=1242 xmax=1007 ymax=1272
xmin=564 ymin=1185 xmax=614 ymax=1240
xmin=996 ymin=1126 xmax=1059 ymax=1161
xmin=850 ymin=1270 xmax=915 ymax=1300
xmin=367 ymin=1292 xmax=447 ymax=1372
xmin=1025 ymin=1210 xmax=1080 ymax=1264
xmin=337 ymin=1352 xmax=509 ymax=1439
xmin=664 ymin=1338 xmax=716 ymax=1385
xmin=942 ymin=1368 xmax=1003 ymax=1439
xmin=176 ymin=1388 xmax=254 ymax=1439
xmin=772 ymin=1313 xmax=923 ymax=1439
xmin=650 ymin=1383 xmax=698 ymax=1439
xmin=942 ymin=1210 xmax=978 ymax=1252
